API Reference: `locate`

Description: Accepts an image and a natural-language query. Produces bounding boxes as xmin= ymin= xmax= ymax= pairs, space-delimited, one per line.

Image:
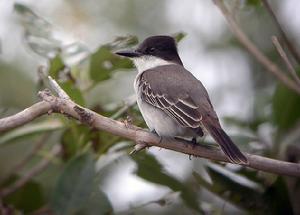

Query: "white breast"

xmin=133 ymin=55 xmax=173 ymax=73
xmin=133 ymin=55 xmax=174 ymax=93
xmin=136 ymin=95 xmax=190 ymax=137
xmin=132 ymin=56 xmax=193 ymax=137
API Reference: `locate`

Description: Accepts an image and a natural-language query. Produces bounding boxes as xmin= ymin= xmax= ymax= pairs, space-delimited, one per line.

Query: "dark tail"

xmin=204 ymin=124 xmax=248 ymax=164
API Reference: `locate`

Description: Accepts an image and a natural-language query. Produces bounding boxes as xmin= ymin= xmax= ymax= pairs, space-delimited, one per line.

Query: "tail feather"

xmin=204 ymin=124 xmax=248 ymax=164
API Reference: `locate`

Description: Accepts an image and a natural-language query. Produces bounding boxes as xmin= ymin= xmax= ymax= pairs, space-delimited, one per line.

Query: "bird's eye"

xmin=148 ymin=47 xmax=155 ymax=53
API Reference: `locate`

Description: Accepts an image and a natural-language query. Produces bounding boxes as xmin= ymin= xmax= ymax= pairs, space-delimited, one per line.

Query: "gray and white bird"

xmin=116 ymin=35 xmax=248 ymax=164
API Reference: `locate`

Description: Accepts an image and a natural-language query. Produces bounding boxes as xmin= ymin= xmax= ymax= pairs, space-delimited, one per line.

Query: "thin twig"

xmin=261 ymin=0 xmax=300 ymax=64
xmin=272 ymin=36 xmax=300 ymax=86
xmin=0 ymin=82 xmax=299 ymax=177
xmin=212 ymin=0 xmax=300 ymax=95
xmin=48 ymin=76 xmax=70 ymax=100
xmin=0 ymin=145 xmax=61 ymax=198
xmin=37 ymin=66 xmax=49 ymax=88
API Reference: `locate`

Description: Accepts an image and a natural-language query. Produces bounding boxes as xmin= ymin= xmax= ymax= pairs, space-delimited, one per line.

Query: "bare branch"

xmin=261 ymin=0 xmax=300 ymax=64
xmin=212 ymin=0 xmax=300 ymax=95
xmin=0 ymin=101 xmax=51 ymax=132
xmin=0 ymin=144 xmax=61 ymax=198
xmin=272 ymin=36 xmax=300 ymax=86
xmin=0 ymin=85 xmax=299 ymax=177
xmin=48 ymin=76 xmax=70 ymax=100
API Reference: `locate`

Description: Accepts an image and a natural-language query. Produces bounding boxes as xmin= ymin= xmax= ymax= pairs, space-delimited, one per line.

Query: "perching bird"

xmin=116 ymin=35 xmax=248 ymax=164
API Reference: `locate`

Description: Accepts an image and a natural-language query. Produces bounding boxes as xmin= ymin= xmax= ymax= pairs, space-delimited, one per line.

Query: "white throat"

xmin=133 ymin=55 xmax=174 ymax=73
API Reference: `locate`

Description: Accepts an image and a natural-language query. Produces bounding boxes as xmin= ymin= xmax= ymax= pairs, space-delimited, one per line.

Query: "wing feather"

xmin=138 ymin=75 xmax=202 ymax=128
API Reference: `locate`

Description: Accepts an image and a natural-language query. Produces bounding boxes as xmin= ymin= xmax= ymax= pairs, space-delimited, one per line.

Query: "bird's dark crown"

xmin=115 ymin=35 xmax=183 ymax=65
xmin=136 ymin=35 xmax=183 ymax=65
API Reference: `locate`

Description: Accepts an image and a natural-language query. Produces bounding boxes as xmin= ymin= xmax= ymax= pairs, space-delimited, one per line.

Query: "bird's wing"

xmin=137 ymin=64 xmax=218 ymax=128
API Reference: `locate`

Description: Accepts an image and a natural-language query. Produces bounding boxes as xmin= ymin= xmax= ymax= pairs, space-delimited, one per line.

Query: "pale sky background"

xmin=0 ymin=0 xmax=299 ymax=212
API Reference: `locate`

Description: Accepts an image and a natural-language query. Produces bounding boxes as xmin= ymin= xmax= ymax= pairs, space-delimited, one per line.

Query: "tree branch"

xmin=212 ymin=0 xmax=300 ymax=95
xmin=0 ymin=101 xmax=51 ymax=132
xmin=272 ymin=36 xmax=300 ymax=86
xmin=261 ymin=0 xmax=300 ymax=64
xmin=0 ymin=81 xmax=299 ymax=177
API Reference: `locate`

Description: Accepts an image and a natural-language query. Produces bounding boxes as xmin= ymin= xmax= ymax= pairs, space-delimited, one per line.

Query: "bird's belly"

xmin=137 ymin=98 xmax=192 ymax=137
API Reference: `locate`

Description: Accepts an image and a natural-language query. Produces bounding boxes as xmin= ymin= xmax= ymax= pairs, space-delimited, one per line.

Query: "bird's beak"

xmin=115 ymin=50 xmax=142 ymax=58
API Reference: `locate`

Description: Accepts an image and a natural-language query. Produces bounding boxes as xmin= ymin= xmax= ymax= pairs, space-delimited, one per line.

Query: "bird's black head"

xmin=116 ymin=35 xmax=183 ymax=65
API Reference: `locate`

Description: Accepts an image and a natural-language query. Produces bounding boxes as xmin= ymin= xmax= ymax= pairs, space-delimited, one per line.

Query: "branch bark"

xmin=0 ymin=102 xmax=51 ymax=132
xmin=212 ymin=0 xmax=300 ymax=95
xmin=272 ymin=36 xmax=300 ymax=86
xmin=0 ymin=85 xmax=299 ymax=177
xmin=261 ymin=0 xmax=300 ymax=64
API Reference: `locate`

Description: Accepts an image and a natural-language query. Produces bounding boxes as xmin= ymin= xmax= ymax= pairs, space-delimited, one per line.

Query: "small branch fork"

xmin=261 ymin=0 xmax=300 ymax=64
xmin=0 ymin=77 xmax=299 ymax=177
xmin=212 ymin=0 xmax=300 ymax=94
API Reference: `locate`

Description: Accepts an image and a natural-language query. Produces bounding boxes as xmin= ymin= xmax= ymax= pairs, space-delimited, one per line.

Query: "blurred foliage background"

xmin=0 ymin=0 xmax=300 ymax=214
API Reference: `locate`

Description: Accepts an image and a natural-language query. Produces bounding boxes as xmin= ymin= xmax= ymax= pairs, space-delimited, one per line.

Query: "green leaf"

xmin=14 ymin=3 xmax=61 ymax=58
xmin=60 ymin=81 xmax=85 ymax=106
xmin=107 ymin=35 xmax=139 ymax=50
xmin=51 ymin=153 xmax=113 ymax=215
xmin=3 ymin=176 xmax=45 ymax=213
xmin=245 ymin=0 xmax=261 ymax=7
xmin=61 ymin=128 xmax=80 ymax=160
xmin=262 ymin=177 xmax=294 ymax=215
xmin=272 ymin=73 xmax=300 ymax=131
xmin=77 ymin=188 xmax=113 ymax=215
xmin=14 ymin=3 xmax=33 ymax=14
xmin=172 ymin=31 xmax=186 ymax=43
xmin=193 ymin=165 xmax=266 ymax=213
xmin=49 ymin=54 xmax=65 ymax=79
xmin=47 ymin=55 xmax=85 ymax=106
xmin=0 ymin=119 xmax=63 ymax=146
xmin=235 ymin=167 xmax=267 ymax=184
xmin=132 ymin=152 xmax=201 ymax=212
xmin=89 ymin=46 xmax=133 ymax=83
xmin=194 ymin=164 xmax=293 ymax=214
xmin=14 ymin=3 xmax=89 ymax=62
xmin=60 ymin=125 xmax=93 ymax=160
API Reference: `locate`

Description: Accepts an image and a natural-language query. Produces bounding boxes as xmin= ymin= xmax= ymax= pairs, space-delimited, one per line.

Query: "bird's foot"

xmin=191 ymin=137 xmax=197 ymax=144
xmin=174 ymin=137 xmax=189 ymax=148
xmin=149 ymin=130 xmax=163 ymax=144
xmin=159 ymin=136 xmax=163 ymax=144
xmin=191 ymin=137 xmax=198 ymax=149
xmin=150 ymin=129 xmax=157 ymax=134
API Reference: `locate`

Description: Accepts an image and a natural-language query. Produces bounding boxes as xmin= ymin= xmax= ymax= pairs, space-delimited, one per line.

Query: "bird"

xmin=115 ymin=35 xmax=248 ymax=164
